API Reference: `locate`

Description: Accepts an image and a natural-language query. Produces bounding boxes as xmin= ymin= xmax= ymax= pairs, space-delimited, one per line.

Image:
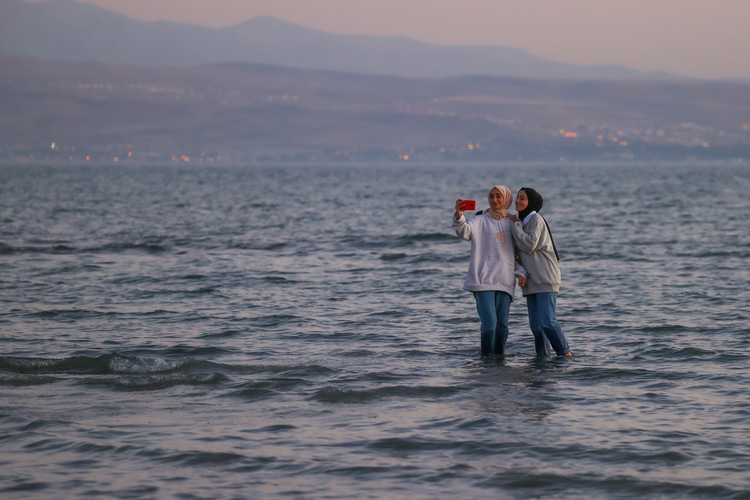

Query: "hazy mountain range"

xmin=2 ymin=0 xmax=749 ymax=164
xmin=2 ymin=53 xmax=749 ymax=164
xmin=1 ymin=0 xmax=678 ymax=80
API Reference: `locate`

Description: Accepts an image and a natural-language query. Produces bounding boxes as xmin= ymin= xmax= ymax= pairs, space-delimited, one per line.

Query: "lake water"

xmin=1 ymin=162 xmax=749 ymax=499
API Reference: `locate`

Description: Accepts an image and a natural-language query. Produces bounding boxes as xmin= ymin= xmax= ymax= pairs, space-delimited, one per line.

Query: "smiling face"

xmin=515 ymin=190 xmax=528 ymax=213
xmin=489 ymin=188 xmax=505 ymax=212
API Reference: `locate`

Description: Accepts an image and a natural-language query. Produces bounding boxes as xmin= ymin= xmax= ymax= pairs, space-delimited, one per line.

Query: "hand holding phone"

xmin=455 ymin=199 xmax=476 ymax=218
xmin=459 ymin=200 xmax=476 ymax=211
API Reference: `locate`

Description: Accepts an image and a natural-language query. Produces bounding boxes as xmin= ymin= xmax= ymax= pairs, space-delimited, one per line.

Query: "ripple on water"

xmin=2 ymin=163 xmax=750 ymax=499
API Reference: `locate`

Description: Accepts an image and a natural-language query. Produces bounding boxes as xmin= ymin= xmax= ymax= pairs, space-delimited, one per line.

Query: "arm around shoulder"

xmin=510 ymin=215 xmax=543 ymax=253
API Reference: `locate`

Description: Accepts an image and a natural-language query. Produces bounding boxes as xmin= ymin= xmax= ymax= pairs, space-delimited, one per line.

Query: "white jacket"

xmin=453 ymin=212 xmax=525 ymax=297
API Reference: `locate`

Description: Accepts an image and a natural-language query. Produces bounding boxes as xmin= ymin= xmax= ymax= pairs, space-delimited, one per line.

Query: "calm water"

xmin=1 ymin=162 xmax=749 ymax=499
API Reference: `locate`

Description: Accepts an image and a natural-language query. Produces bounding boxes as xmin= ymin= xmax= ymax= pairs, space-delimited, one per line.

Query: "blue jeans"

xmin=526 ymin=292 xmax=570 ymax=356
xmin=473 ymin=291 xmax=511 ymax=355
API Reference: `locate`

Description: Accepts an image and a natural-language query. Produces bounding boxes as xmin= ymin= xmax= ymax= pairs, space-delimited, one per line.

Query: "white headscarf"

xmin=488 ymin=185 xmax=513 ymax=220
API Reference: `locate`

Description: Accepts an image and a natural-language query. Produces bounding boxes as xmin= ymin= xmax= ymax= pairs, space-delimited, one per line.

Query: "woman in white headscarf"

xmin=453 ymin=186 xmax=526 ymax=356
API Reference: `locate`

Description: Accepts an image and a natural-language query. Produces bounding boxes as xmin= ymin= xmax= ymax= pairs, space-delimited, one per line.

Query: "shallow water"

xmin=1 ymin=162 xmax=749 ymax=499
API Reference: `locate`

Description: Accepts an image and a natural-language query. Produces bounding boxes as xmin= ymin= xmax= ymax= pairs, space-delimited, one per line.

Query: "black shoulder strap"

xmin=539 ymin=215 xmax=560 ymax=261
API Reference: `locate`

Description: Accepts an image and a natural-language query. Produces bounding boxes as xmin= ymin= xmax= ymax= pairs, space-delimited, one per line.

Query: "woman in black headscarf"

xmin=508 ymin=187 xmax=572 ymax=357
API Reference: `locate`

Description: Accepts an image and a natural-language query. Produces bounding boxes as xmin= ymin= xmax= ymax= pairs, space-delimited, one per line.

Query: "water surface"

xmin=1 ymin=162 xmax=749 ymax=499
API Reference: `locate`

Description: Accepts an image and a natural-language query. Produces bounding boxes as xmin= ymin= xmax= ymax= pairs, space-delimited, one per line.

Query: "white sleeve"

xmin=452 ymin=213 xmax=472 ymax=241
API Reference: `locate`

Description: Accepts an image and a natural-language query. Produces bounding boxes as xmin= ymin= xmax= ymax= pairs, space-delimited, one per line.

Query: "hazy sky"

xmin=50 ymin=0 xmax=750 ymax=79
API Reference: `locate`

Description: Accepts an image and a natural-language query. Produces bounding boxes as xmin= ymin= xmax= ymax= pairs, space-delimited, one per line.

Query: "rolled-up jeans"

xmin=526 ymin=292 xmax=570 ymax=356
xmin=473 ymin=291 xmax=511 ymax=355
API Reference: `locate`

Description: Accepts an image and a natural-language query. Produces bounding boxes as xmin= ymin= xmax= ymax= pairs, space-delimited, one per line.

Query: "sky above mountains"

xmin=27 ymin=0 xmax=750 ymax=80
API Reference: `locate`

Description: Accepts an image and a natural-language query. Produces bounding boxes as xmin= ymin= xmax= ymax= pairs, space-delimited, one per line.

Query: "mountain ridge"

xmin=1 ymin=0 xmax=681 ymax=80
xmin=2 ymin=53 xmax=749 ymax=164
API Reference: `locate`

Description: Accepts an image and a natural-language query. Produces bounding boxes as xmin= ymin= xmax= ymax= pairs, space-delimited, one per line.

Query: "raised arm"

xmin=452 ymin=199 xmax=473 ymax=240
xmin=454 ymin=199 xmax=464 ymax=220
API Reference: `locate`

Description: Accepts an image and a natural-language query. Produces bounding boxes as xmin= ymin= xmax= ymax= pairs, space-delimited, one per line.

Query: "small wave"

xmin=380 ymin=252 xmax=408 ymax=261
xmin=18 ymin=419 xmax=60 ymax=432
xmin=0 ymin=242 xmax=77 ymax=254
xmin=181 ymin=274 xmax=208 ymax=280
xmin=260 ymin=275 xmax=298 ymax=285
xmin=52 ymin=244 xmax=79 ymax=253
xmin=232 ymin=241 xmax=288 ymax=251
xmin=675 ymin=249 xmax=750 ymax=259
xmin=257 ymin=424 xmax=297 ymax=433
xmin=339 ymin=233 xmax=454 ymax=252
xmin=0 ymin=355 xmax=112 ymax=375
xmin=549 ymin=474 xmax=744 ymax=499
xmin=0 ymin=480 xmax=50 ymax=493
xmin=567 ymin=366 xmax=683 ymax=383
xmin=225 ymin=367 xmax=334 ymax=400
xmin=178 ymin=286 xmax=219 ymax=295
xmin=0 ymin=353 xmax=211 ymax=376
xmin=636 ymin=324 xmax=694 ymax=334
xmin=398 ymin=232 xmax=455 ymax=244
xmin=148 ymin=450 xmax=246 ymax=466
xmin=227 ymin=386 xmax=276 ymax=401
xmin=635 ymin=346 xmax=717 ymax=360
xmin=247 ymin=313 xmax=304 ymax=327
xmin=191 ymin=361 xmax=328 ymax=376
xmin=82 ymin=372 xmax=227 ymax=391
xmin=1 ymin=354 xmax=333 ymax=392
xmin=0 ymin=241 xmax=170 ymax=255
xmin=143 ymin=309 xmax=175 ymax=316
xmin=0 ymin=372 xmax=57 ymax=386
xmin=30 ymin=309 xmax=114 ymax=320
xmin=199 ymin=329 xmax=241 ymax=339
xmin=95 ymin=242 xmax=170 ymax=253
xmin=313 ymin=384 xmax=459 ymax=404
xmin=108 ymin=354 xmax=194 ymax=374
xmin=366 ymin=436 xmax=465 ymax=453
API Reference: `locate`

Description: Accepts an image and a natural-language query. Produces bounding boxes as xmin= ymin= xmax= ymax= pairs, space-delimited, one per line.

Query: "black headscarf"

xmin=518 ymin=187 xmax=559 ymax=261
xmin=518 ymin=187 xmax=543 ymax=221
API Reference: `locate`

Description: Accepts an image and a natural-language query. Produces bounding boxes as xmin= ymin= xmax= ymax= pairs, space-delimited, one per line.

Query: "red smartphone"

xmin=460 ymin=200 xmax=476 ymax=211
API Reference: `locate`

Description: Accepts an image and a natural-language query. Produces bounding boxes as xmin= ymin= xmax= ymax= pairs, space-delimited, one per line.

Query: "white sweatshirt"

xmin=452 ymin=212 xmax=526 ymax=296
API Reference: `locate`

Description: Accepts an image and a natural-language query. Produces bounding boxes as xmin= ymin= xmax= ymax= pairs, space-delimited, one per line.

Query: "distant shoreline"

xmin=2 ymin=158 xmax=746 ymax=169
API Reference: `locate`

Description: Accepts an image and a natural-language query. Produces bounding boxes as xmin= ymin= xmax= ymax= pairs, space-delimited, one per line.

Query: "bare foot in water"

xmin=563 ymin=352 xmax=573 ymax=357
